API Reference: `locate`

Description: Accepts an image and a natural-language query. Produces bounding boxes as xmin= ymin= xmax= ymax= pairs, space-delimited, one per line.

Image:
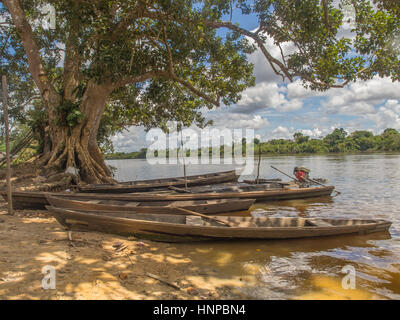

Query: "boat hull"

xmin=46 ymin=196 xmax=255 ymax=215
xmin=1 ymin=186 xmax=335 ymax=210
xmin=47 ymin=206 xmax=392 ymax=243
xmin=78 ymin=170 xmax=239 ymax=193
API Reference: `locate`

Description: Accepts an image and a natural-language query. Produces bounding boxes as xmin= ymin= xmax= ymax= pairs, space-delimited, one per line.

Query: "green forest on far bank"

xmin=104 ymin=128 xmax=400 ymax=160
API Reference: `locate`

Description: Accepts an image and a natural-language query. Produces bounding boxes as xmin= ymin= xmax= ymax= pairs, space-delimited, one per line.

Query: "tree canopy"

xmin=1 ymin=0 xmax=400 ymax=182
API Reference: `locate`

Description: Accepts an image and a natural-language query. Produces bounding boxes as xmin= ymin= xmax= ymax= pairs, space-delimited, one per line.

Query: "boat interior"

xmin=49 ymin=207 xmax=380 ymax=228
xmin=53 ymin=197 xmax=243 ymax=207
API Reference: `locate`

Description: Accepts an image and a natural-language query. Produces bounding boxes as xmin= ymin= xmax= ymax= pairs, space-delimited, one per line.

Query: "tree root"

xmin=36 ymin=142 xmax=115 ymax=184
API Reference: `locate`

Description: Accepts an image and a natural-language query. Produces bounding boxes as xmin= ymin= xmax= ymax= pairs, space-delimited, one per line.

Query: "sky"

xmin=2 ymin=2 xmax=399 ymax=152
xmin=109 ymin=6 xmax=400 ymax=152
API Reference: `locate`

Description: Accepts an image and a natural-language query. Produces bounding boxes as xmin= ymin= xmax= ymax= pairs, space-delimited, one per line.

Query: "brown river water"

xmin=107 ymin=153 xmax=400 ymax=299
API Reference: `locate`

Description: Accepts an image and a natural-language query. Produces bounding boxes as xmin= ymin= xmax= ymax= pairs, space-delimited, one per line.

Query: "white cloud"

xmin=269 ymin=126 xmax=329 ymax=140
xmin=111 ymin=75 xmax=400 ymax=151
xmin=211 ymin=113 xmax=270 ymax=129
xmin=110 ymin=50 xmax=400 ymax=152
xmin=322 ymin=76 xmax=400 ymax=115
xmin=279 ymin=99 xmax=303 ymax=112
xmin=233 ymin=81 xmax=303 ymax=113
xmin=235 ymin=82 xmax=286 ymax=112
xmin=287 ymin=80 xmax=323 ymax=100
xmin=270 ymin=126 xmax=294 ymax=139
xmin=247 ymin=35 xmax=297 ymax=85
xmin=365 ymin=99 xmax=400 ymax=131
xmin=247 ymin=46 xmax=282 ymax=84
xmin=111 ymin=126 xmax=147 ymax=152
xmin=299 ymin=128 xmax=323 ymax=138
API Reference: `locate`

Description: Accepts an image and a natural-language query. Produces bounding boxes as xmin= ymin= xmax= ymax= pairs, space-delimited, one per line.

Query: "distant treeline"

xmin=105 ymin=148 xmax=148 ymax=160
xmin=256 ymin=128 xmax=400 ymax=154
xmin=104 ymin=128 xmax=400 ymax=159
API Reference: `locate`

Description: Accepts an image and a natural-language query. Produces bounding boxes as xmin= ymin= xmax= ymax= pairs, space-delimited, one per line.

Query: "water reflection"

xmin=107 ymin=153 xmax=400 ymax=299
xmin=173 ymin=233 xmax=397 ymax=299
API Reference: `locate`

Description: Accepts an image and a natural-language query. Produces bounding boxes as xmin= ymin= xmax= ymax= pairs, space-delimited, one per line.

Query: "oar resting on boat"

xmin=173 ymin=207 xmax=232 ymax=227
xmin=46 ymin=206 xmax=392 ymax=243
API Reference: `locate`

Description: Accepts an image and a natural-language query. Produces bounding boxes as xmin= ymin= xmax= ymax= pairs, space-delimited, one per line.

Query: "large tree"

xmin=1 ymin=0 xmax=399 ymax=183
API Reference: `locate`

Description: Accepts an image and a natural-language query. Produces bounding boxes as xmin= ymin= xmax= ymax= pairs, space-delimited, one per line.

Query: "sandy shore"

xmin=0 ymin=164 xmax=250 ymax=300
xmin=0 ymin=203 xmax=236 ymax=299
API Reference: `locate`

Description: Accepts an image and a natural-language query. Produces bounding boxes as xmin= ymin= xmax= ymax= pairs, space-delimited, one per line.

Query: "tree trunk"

xmin=42 ymin=81 xmax=114 ymax=184
xmin=3 ymin=0 xmax=115 ymax=184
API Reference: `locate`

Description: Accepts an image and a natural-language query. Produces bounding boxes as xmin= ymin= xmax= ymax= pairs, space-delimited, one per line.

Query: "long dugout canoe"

xmin=0 ymin=185 xmax=335 ymax=210
xmin=78 ymin=170 xmax=240 ymax=193
xmin=46 ymin=195 xmax=255 ymax=215
xmin=47 ymin=206 xmax=392 ymax=243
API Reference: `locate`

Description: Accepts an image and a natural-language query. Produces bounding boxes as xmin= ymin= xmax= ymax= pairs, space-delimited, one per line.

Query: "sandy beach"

xmin=0 ymin=165 xmax=241 ymax=300
xmin=0 ymin=203 xmax=244 ymax=300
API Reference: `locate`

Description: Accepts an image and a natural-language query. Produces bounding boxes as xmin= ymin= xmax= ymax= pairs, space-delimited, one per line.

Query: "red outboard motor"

xmin=293 ymin=166 xmax=310 ymax=182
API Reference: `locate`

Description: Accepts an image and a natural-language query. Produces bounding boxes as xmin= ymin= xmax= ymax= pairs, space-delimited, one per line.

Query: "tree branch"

xmin=171 ymin=74 xmax=220 ymax=106
xmin=322 ymin=0 xmax=332 ymax=33
xmin=161 ymin=24 xmax=175 ymax=77
xmin=111 ymin=71 xmax=163 ymax=89
xmin=2 ymin=0 xmax=59 ymax=105
xmin=63 ymin=21 xmax=81 ymax=101
xmin=141 ymin=9 xmax=356 ymax=90
xmin=203 ymin=20 xmax=361 ymax=89
xmin=201 ymin=20 xmax=293 ymax=82
xmin=112 ymin=70 xmax=220 ymax=106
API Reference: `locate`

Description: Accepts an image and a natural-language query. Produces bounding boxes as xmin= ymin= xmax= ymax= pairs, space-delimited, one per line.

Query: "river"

xmin=106 ymin=153 xmax=400 ymax=299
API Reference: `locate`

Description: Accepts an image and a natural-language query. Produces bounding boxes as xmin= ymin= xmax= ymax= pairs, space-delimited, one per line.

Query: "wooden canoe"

xmin=46 ymin=206 xmax=392 ymax=243
xmin=0 ymin=185 xmax=335 ymax=210
xmin=78 ymin=170 xmax=239 ymax=193
xmin=45 ymin=195 xmax=255 ymax=215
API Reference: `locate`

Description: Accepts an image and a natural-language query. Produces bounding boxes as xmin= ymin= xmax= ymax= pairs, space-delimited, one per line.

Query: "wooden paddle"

xmin=271 ymin=166 xmax=299 ymax=181
xmin=174 ymin=207 xmax=232 ymax=227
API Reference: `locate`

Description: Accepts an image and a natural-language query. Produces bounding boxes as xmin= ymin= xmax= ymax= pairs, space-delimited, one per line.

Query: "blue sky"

xmin=112 ymin=6 xmax=400 ymax=152
xmin=147 ymin=3 xmax=391 ymax=150
xmin=0 ymin=1 xmax=378 ymax=153
xmin=3 ymin=2 xmax=399 ymax=152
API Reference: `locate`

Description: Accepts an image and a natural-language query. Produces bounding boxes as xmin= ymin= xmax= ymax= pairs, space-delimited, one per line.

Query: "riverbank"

xmin=0 ymin=165 xmax=238 ymax=300
xmin=104 ymin=150 xmax=400 ymax=161
xmin=1 ymin=154 xmax=400 ymax=300
xmin=1 ymin=201 xmax=391 ymax=300
xmin=103 ymin=127 xmax=400 ymax=160
xmin=0 ymin=203 xmax=244 ymax=299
